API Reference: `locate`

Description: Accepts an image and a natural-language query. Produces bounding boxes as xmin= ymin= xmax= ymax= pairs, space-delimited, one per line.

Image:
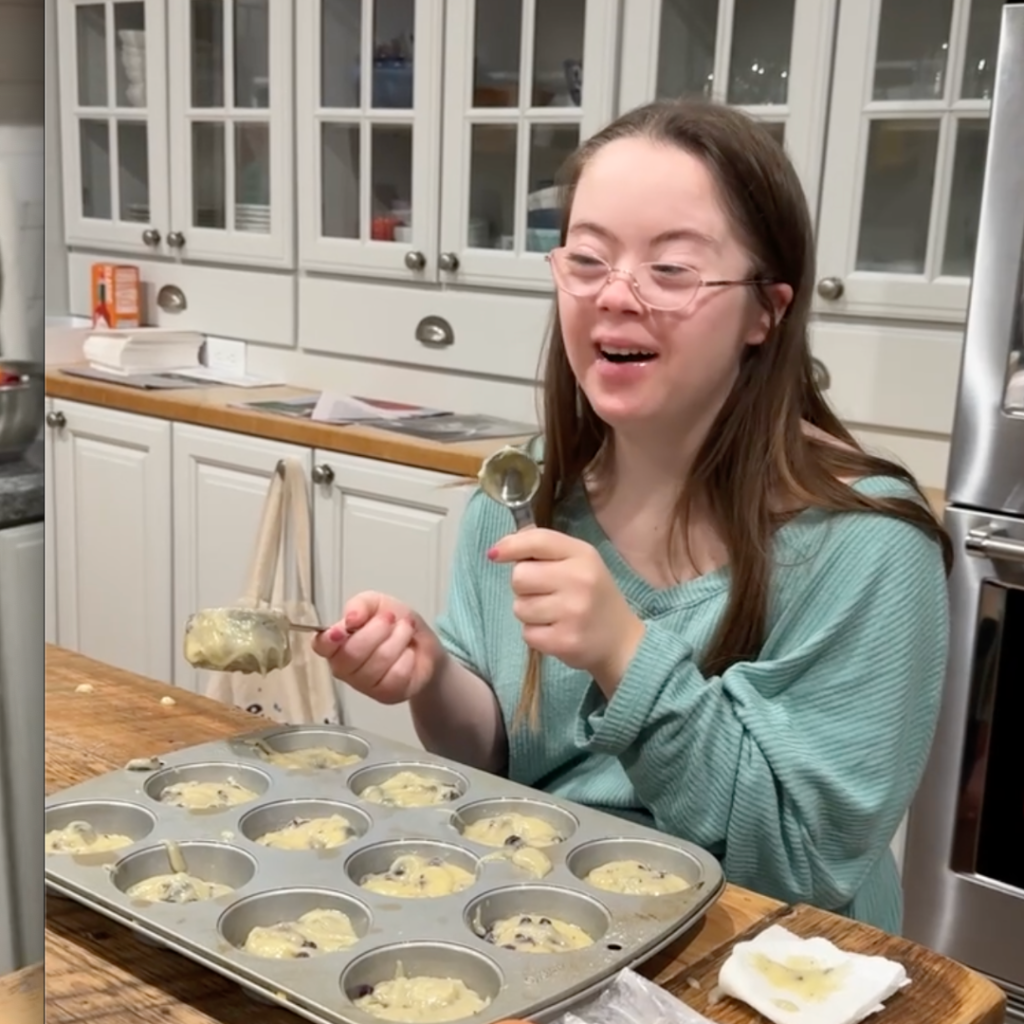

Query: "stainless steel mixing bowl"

xmin=0 ymin=360 xmax=44 ymax=461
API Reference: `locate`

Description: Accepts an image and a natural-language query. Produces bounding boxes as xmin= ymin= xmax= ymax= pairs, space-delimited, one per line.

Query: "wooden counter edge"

xmin=45 ymin=368 xmax=949 ymax=517
xmin=44 ymin=368 xmax=531 ymax=478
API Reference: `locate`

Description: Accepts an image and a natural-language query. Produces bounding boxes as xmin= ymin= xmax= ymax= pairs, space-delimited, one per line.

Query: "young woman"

xmin=313 ymin=99 xmax=951 ymax=934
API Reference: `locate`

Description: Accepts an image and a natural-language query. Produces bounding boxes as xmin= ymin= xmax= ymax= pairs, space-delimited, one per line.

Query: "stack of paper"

xmin=83 ymin=328 xmax=205 ymax=375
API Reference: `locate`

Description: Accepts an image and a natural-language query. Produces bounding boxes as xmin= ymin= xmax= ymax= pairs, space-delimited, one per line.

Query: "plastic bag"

xmin=549 ymin=969 xmax=715 ymax=1024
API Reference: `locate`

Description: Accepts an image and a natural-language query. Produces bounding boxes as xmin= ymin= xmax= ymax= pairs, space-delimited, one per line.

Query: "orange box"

xmin=91 ymin=263 xmax=141 ymax=329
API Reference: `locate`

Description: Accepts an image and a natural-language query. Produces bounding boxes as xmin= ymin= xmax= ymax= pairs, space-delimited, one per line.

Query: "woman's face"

xmin=558 ymin=136 xmax=785 ymax=435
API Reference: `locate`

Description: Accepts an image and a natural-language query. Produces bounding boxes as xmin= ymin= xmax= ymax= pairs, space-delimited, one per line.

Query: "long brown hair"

xmin=515 ymin=98 xmax=952 ymax=727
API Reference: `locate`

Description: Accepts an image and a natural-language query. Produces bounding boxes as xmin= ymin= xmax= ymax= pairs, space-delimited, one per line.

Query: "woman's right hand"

xmin=311 ymin=591 xmax=446 ymax=705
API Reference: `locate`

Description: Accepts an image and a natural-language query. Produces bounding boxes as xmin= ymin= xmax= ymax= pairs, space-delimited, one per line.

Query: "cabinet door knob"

xmin=142 ymin=228 xmax=161 ymax=247
xmin=46 ymin=411 xmax=66 ymax=429
xmin=404 ymin=250 xmax=427 ymax=271
xmin=311 ymin=464 xmax=335 ymax=485
xmin=816 ymin=276 xmax=844 ymax=300
xmin=811 ymin=356 xmax=831 ymax=391
xmin=438 ymin=251 xmax=460 ymax=273
xmin=167 ymin=231 xmax=186 ymax=248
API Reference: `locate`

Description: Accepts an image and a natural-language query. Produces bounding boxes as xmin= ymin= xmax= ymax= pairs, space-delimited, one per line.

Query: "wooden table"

xmin=45 ymin=645 xmax=1005 ymax=1024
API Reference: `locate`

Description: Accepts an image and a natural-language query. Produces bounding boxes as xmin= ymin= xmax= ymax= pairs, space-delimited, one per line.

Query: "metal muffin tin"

xmin=45 ymin=725 xmax=725 ymax=1024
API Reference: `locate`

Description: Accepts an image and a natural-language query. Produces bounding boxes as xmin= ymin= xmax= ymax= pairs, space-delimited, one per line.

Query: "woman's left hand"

xmin=488 ymin=529 xmax=645 ymax=695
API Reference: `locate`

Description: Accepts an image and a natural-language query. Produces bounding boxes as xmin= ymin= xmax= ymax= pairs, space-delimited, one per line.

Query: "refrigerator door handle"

xmin=965 ymin=527 xmax=1024 ymax=564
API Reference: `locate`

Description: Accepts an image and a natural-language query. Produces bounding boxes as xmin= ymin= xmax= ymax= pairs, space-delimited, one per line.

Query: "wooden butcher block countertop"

xmin=44 ymin=645 xmax=1003 ymax=1024
xmin=44 ymin=368 xmax=948 ymax=514
xmin=44 ymin=367 xmax=531 ymax=478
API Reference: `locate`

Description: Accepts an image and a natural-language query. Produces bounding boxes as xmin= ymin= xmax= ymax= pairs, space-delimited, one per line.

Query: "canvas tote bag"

xmin=205 ymin=457 xmax=340 ymax=724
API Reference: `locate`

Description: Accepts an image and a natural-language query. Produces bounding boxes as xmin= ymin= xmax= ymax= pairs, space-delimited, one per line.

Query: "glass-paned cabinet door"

xmin=56 ymin=0 xmax=170 ymax=252
xmin=618 ymin=0 xmax=837 ymax=214
xmin=167 ymin=0 xmax=293 ymax=267
xmin=438 ymin=0 xmax=619 ymax=290
xmin=815 ymin=0 xmax=1006 ymax=322
xmin=296 ymin=0 xmax=443 ymax=280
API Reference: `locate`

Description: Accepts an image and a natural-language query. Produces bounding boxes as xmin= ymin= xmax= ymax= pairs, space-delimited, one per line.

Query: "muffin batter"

xmin=45 ymin=820 xmax=133 ymax=855
xmin=126 ymin=871 xmax=232 ymax=903
xmin=259 ymin=745 xmax=361 ymax=770
xmin=256 ymin=814 xmax=355 ymax=851
xmin=360 ymin=771 xmax=461 ymax=808
xmin=483 ymin=913 xmax=593 ymax=953
xmin=359 ymin=854 xmax=475 ymax=898
xmin=158 ymin=778 xmax=259 ymax=811
xmin=242 ymin=908 xmax=359 ymax=958
xmin=184 ymin=607 xmax=292 ymax=675
xmin=462 ymin=812 xmax=564 ymax=848
xmin=480 ymin=845 xmax=552 ymax=878
xmin=353 ymin=971 xmax=489 ymax=1023
xmin=586 ymin=860 xmax=690 ymax=896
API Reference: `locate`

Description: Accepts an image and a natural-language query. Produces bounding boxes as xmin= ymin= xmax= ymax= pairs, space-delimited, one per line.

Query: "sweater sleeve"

xmin=574 ymin=511 xmax=949 ymax=911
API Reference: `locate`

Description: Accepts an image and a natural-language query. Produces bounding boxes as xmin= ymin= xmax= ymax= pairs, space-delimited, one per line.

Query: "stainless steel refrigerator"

xmin=903 ymin=4 xmax=1024 ymax=1019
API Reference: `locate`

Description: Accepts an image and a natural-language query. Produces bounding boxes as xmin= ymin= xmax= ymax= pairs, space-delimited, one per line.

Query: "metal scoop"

xmin=183 ymin=607 xmax=325 ymax=675
xmin=164 ymin=839 xmax=188 ymax=875
xmin=478 ymin=445 xmax=541 ymax=530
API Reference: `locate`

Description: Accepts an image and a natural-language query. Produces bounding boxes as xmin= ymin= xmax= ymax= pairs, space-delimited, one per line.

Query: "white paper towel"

xmin=717 ymin=924 xmax=910 ymax=1024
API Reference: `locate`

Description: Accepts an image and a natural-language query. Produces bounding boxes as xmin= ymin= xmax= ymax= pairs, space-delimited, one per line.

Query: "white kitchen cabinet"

xmin=0 ymin=520 xmax=45 ymax=970
xmin=57 ymin=0 xmax=294 ymax=268
xmin=50 ymin=398 xmax=173 ymax=682
xmin=44 ymin=396 xmax=57 ymax=644
xmin=56 ymin=0 xmax=170 ymax=254
xmin=171 ymin=422 xmax=311 ymax=692
xmin=814 ymin=0 xmax=1005 ymax=323
xmin=618 ymin=0 xmax=837 ymax=215
xmin=312 ymin=450 xmax=472 ymax=748
xmin=297 ymin=0 xmax=618 ymax=289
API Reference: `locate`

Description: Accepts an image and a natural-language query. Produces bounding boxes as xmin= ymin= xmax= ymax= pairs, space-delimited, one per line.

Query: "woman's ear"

xmin=746 ymin=283 xmax=793 ymax=345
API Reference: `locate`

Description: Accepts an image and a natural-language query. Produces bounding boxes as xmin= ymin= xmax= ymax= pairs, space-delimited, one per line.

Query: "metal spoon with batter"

xmin=183 ymin=607 xmax=326 ymax=675
xmin=478 ymin=445 xmax=541 ymax=530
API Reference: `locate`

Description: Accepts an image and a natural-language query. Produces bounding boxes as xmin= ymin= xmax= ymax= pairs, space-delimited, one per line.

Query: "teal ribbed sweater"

xmin=434 ymin=476 xmax=949 ymax=934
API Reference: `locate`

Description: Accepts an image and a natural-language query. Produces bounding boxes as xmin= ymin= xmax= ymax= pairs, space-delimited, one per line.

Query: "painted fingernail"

xmin=328 ymin=626 xmax=345 ymax=642
xmin=384 ymin=611 xmax=396 ymax=624
xmin=486 ymin=547 xmax=499 ymax=561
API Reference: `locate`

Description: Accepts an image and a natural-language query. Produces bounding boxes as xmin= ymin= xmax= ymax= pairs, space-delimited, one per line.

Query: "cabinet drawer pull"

xmin=157 ymin=284 xmax=187 ymax=313
xmin=311 ymin=464 xmax=335 ymax=485
xmin=415 ymin=315 xmax=454 ymax=348
xmin=167 ymin=231 xmax=186 ymax=249
xmin=46 ymin=411 xmax=66 ymax=429
xmin=142 ymin=228 xmax=161 ymax=247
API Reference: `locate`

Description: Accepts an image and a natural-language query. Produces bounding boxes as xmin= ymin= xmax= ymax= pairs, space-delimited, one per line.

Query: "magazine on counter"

xmin=234 ymin=395 xmax=319 ymax=418
xmin=365 ymin=413 xmax=538 ymax=443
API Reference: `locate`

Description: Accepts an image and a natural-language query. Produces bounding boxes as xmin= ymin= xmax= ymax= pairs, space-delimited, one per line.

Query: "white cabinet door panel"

xmin=172 ymin=423 xmax=312 ymax=692
xmin=52 ymin=400 xmax=173 ymax=682
xmin=313 ymin=453 xmax=471 ymax=749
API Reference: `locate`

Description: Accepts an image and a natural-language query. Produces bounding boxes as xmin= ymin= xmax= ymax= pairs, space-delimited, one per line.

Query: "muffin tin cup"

xmin=45 ymin=724 xmax=725 ymax=1024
